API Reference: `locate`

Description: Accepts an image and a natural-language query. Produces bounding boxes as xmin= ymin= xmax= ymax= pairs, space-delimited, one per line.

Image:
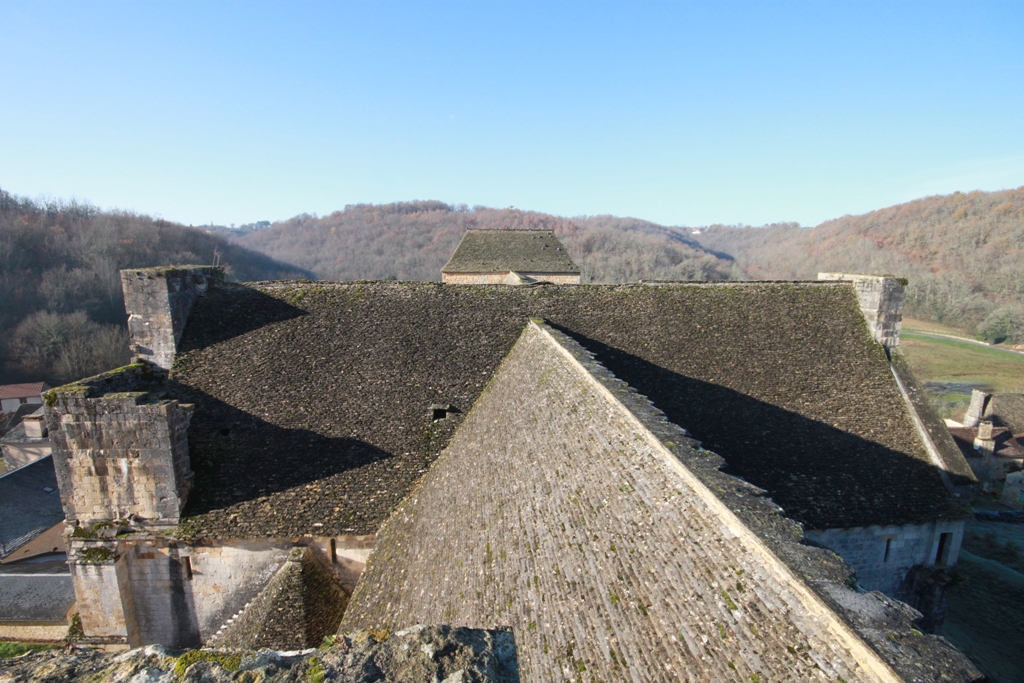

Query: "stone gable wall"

xmin=818 ymin=273 xmax=905 ymax=347
xmin=46 ymin=390 xmax=193 ymax=525
xmin=805 ymin=520 xmax=965 ymax=598
xmin=121 ymin=266 xmax=222 ymax=372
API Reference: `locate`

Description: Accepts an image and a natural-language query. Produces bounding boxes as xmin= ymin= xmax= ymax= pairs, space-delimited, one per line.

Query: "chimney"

xmin=962 ymin=389 xmax=990 ymax=428
xmin=120 ymin=266 xmax=223 ymax=373
xmin=22 ymin=408 xmax=46 ymax=439
xmin=974 ymin=421 xmax=995 ymax=456
xmin=818 ymin=273 xmax=905 ymax=348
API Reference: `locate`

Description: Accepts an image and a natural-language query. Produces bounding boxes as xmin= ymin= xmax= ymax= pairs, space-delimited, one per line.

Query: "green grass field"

xmin=899 ymin=332 xmax=1024 ymax=419
xmin=0 ymin=642 xmax=55 ymax=658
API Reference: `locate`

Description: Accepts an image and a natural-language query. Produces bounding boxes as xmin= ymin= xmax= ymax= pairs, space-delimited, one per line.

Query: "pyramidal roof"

xmin=441 ymin=229 xmax=580 ymax=274
xmin=341 ymin=321 xmax=977 ymax=682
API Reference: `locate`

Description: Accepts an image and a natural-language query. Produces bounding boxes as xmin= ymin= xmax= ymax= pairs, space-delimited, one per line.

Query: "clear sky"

xmin=1 ymin=1 xmax=1022 ymax=227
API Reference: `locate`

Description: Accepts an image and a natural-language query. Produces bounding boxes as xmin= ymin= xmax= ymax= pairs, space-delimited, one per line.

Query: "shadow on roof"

xmin=165 ymin=381 xmax=396 ymax=536
xmin=177 ymin=283 xmax=308 ymax=354
xmin=552 ymin=326 xmax=968 ymax=530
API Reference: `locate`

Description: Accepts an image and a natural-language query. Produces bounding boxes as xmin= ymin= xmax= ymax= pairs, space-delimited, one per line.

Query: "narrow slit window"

xmin=182 ymin=556 xmax=193 ymax=580
xmin=935 ymin=532 xmax=953 ymax=566
xmin=883 ymin=538 xmax=892 ymax=563
xmin=330 ymin=538 xmax=338 ymax=565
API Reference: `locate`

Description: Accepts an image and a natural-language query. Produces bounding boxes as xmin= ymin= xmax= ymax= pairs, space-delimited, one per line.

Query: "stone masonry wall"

xmin=69 ymin=550 xmax=137 ymax=645
xmin=343 ymin=321 xmax=903 ymax=683
xmin=805 ymin=521 xmax=965 ymax=598
xmin=46 ymin=387 xmax=193 ymax=526
xmin=121 ymin=266 xmax=222 ymax=372
xmin=442 ymin=272 xmax=581 ymax=284
xmin=122 ymin=538 xmax=291 ymax=647
xmin=819 ymin=273 xmax=905 ymax=348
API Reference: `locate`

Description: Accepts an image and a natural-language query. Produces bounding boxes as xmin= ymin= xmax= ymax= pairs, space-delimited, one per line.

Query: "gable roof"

xmin=0 ymin=403 xmax=44 ymax=437
xmin=0 ymin=383 xmax=48 ymax=401
xmin=0 ymin=456 xmax=65 ymax=560
xmin=341 ymin=321 xmax=977 ymax=682
xmin=441 ymin=229 xmax=580 ymax=274
xmin=167 ymin=280 xmax=965 ymax=539
xmin=985 ymin=393 xmax=1024 ymax=434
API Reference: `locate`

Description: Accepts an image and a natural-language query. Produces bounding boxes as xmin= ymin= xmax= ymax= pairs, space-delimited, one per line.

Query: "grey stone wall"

xmin=121 ymin=266 xmax=222 ymax=372
xmin=44 ymin=365 xmax=193 ymax=526
xmin=819 ymin=272 xmax=905 ymax=347
xmin=805 ymin=520 xmax=965 ymax=598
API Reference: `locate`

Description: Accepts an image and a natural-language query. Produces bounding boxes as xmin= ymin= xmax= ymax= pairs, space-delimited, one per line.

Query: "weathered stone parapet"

xmin=819 ymin=272 xmax=906 ymax=347
xmin=44 ymin=365 xmax=193 ymax=527
xmin=121 ymin=266 xmax=223 ymax=372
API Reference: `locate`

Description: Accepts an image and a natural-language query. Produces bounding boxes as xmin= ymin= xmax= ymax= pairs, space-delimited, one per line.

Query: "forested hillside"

xmin=0 ymin=189 xmax=309 ymax=385
xmin=693 ymin=187 xmax=1024 ymax=343
xmin=229 ymin=201 xmax=741 ymax=283
xmin=5 ymin=184 xmax=1022 ymax=387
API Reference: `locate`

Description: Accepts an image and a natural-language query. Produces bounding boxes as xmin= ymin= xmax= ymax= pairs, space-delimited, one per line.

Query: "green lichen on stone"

xmin=79 ymin=547 xmax=115 ymax=563
xmin=173 ymin=650 xmax=241 ymax=679
xmin=65 ymin=613 xmax=84 ymax=642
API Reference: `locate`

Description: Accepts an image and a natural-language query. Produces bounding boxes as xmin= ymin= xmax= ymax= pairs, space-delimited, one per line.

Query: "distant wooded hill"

xmin=4 ymin=184 xmax=1022 ymax=387
xmin=225 ymin=202 xmax=741 ymax=284
xmin=692 ymin=187 xmax=1024 ymax=344
xmin=223 ymin=189 xmax=1024 ymax=344
xmin=0 ymin=189 xmax=310 ymax=385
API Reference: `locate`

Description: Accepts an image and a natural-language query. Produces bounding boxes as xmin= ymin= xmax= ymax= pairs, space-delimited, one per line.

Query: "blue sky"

xmin=1 ymin=1 xmax=1022 ymax=227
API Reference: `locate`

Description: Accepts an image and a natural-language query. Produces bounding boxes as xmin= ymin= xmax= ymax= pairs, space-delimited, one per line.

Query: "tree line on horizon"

xmin=692 ymin=187 xmax=1024 ymax=344
xmin=3 ymin=185 xmax=1022 ymax=387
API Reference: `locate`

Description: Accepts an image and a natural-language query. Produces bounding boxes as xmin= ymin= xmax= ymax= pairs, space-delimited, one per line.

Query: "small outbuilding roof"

xmin=985 ymin=394 xmax=1024 ymax=435
xmin=0 ymin=382 xmax=49 ymax=401
xmin=441 ymin=229 xmax=580 ymax=274
xmin=0 ymin=456 xmax=65 ymax=560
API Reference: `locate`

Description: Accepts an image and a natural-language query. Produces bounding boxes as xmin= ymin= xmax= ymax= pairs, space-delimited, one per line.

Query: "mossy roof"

xmin=169 ymin=280 xmax=965 ymax=538
xmin=440 ymin=229 xmax=579 ymax=274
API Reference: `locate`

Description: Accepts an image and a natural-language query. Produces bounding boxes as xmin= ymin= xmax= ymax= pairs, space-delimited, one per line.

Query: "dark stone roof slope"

xmin=441 ymin=229 xmax=580 ymax=274
xmin=0 ymin=455 xmax=64 ymax=559
xmin=170 ymin=281 xmax=963 ymax=538
xmin=0 ymin=573 xmax=74 ymax=623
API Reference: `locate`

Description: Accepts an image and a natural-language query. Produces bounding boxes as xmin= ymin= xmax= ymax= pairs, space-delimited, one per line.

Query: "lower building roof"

xmin=0 ymin=456 xmax=65 ymax=560
xmin=167 ymin=281 xmax=966 ymax=539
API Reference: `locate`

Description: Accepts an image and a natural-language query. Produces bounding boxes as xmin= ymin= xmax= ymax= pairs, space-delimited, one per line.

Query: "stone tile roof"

xmin=0 ymin=382 xmax=48 ymax=401
xmin=169 ymin=280 xmax=965 ymax=539
xmin=0 ymin=573 xmax=74 ymax=623
xmin=0 ymin=456 xmax=64 ymax=560
xmin=441 ymin=229 xmax=580 ymax=274
xmin=985 ymin=394 xmax=1024 ymax=435
xmin=341 ymin=321 xmax=978 ymax=682
xmin=949 ymin=426 xmax=1024 ymax=460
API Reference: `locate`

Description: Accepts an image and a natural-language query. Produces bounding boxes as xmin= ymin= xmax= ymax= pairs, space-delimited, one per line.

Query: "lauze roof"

xmin=169 ymin=280 xmax=964 ymax=539
xmin=341 ymin=320 xmax=945 ymax=683
xmin=441 ymin=229 xmax=580 ymax=274
xmin=0 ymin=455 xmax=64 ymax=560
